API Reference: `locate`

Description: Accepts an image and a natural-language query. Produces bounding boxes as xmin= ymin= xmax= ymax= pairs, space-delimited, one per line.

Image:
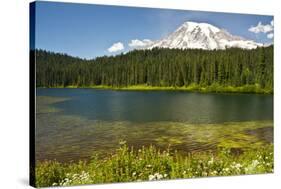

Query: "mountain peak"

xmin=181 ymin=21 xmax=220 ymax=32
xmin=145 ymin=21 xmax=262 ymax=50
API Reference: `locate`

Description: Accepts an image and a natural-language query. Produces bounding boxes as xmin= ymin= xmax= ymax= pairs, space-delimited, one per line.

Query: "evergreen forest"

xmin=35 ymin=46 xmax=273 ymax=93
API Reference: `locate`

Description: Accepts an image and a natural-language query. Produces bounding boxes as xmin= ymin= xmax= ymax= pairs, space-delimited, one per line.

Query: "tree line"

xmin=35 ymin=46 xmax=273 ymax=91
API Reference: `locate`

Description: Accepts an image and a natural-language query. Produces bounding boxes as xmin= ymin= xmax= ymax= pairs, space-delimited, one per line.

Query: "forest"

xmin=35 ymin=46 xmax=273 ymax=93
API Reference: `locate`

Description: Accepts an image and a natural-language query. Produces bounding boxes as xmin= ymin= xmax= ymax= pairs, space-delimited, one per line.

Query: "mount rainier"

xmin=142 ymin=21 xmax=262 ymax=50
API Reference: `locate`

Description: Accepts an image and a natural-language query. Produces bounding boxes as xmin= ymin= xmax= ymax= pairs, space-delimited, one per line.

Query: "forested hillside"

xmin=35 ymin=46 xmax=273 ymax=93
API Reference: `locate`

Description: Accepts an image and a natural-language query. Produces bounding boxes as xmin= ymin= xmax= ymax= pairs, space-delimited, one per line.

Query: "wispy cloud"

xmin=108 ymin=42 xmax=124 ymax=53
xmin=128 ymin=39 xmax=153 ymax=48
xmin=248 ymin=20 xmax=273 ymax=34
xmin=267 ymin=33 xmax=274 ymax=39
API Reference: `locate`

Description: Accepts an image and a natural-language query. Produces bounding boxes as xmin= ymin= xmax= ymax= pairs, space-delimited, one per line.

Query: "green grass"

xmin=41 ymin=83 xmax=273 ymax=94
xmin=35 ymin=141 xmax=273 ymax=187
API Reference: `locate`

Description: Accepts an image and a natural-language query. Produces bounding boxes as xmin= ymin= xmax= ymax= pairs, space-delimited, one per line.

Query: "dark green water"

xmin=36 ymin=88 xmax=273 ymax=162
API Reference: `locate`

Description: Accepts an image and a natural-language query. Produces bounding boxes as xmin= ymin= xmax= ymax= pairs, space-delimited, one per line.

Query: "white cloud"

xmin=128 ymin=39 xmax=153 ymax=48
xmin=107 ymin=42 xmax=124 ymax=53
xmin=267 ymin=33 xmax=274 ymax=39
xmin=248 ymin=21 xmax=273 ymax=34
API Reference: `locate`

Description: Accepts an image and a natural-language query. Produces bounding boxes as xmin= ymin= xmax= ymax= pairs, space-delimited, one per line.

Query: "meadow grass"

xmin=36 ymin=141 xmax=273 ymax=187
xmin=43 ymin=83 xmax=273 ymax=94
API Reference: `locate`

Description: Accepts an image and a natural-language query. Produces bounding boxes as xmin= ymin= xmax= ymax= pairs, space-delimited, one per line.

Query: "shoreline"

xmin=37 ymin=84 xmax=273 ymax=94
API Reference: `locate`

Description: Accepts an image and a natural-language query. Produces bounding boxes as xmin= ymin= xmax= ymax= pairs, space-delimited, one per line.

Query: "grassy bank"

xmin=39 ymin=83 xmax=273 ymax=94
xmin=36 ymin=142 xmax=273 ymax=187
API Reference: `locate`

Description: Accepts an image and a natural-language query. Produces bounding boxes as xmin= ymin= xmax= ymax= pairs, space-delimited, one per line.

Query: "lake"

xmin=36 ymin=88 xmax=273 ymax=162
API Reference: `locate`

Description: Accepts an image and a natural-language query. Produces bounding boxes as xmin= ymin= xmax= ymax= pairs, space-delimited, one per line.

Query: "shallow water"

xmin=36 ymin=88 xmax=273 ymax=162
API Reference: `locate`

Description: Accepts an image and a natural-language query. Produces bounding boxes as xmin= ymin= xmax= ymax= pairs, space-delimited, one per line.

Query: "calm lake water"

xmin=36 ymin=88 xmax=273 ymax=162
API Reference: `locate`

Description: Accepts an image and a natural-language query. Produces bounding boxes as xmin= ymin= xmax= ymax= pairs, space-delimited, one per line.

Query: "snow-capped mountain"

xmin=145 ymin=21 xmax=262 ymax=50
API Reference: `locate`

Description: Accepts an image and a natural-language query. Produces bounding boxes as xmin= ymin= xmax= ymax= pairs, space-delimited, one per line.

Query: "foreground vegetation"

xmin=36 ymin=46 xmax=273 ymax=93
xmin=36 ymin=142 xmax=273 ymax=187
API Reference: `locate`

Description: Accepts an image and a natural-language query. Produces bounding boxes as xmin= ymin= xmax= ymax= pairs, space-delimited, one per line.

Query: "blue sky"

xmin=34 ymin=1 xmax=273 ymax=59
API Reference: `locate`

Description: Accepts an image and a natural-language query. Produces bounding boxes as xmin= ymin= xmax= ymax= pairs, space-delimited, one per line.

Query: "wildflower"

xmin=183 ymin=171 xmax=186 ymax=174
xmin=252 ymin=160 xmax=259 ymax=167
xmin=235 ymin=163 xmax=242 ymax=169
xmin=231 ymin=162 xmax=242 ymax=170
xmin=224 ymin=168 xmax=230 ymax=172
xmin=119 ymin=140 xmax=126 ymax=145
xmin=73 ymin=174 xmax=78 ymax=178
xmin=208 ymin=157 xmax=214 ymax=165
xmin=148 ymin=173 xmax=164 ymax=181
xmin=212 ymin=171 xmax=217 ymax=175
xmin=132 ymin=172 xmax=136 ymax=176
xmin=149 ymin=175 xmax=155 ymax=181
xmin=58 ymin=171 xmax=92 ymax=186
xmin=164 ymin=174 xmax=168 ymax=178
xmin=155 ymin=173 xmax=163 ymax=180
xmin=146 ymin=164 xmax=152 ymax=168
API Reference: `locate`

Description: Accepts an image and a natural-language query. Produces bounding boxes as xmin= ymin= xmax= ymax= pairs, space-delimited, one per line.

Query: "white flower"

xmin=155 ymin=173 xmax=163 ymax=180
xmin=252 ymin=160 xmax=259 ymax=167
xmin=224 ymin=168 xmax=230 ymax=172
xmin=212 ymin=171 xmax=217 ymax=175
xmin=149 ymin=175 xmax=155 ymax=181
xmin=148 ymin=173 xmax=164 ymax=181
xmin=58 ymin=171 xmax=92 ymax=186
xmin=235 ymin=163 xmax=242 ymax=169
xmin=231 ymin=162 xmax=242 ymax=170
xmin=208 ymin=157 xmax=214 ymax=165
xmin=119 ymin=140 xmax=126 ymax=145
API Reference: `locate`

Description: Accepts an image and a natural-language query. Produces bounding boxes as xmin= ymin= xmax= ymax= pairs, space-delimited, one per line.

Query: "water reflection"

xmin=36 ymin=89 xmax=273 ymax=162
xmin=37 ymin=89 xmax=273 ymax=123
